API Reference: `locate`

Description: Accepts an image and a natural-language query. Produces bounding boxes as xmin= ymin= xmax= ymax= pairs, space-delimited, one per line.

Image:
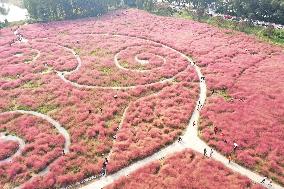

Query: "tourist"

xmin=260 ymin=177 xmax=267 ymax=184
xmin=228 ymin=155 xmax=232 ymax=163
xmin=233 ymin=142 xmax=238 ymax=152
xmin=210 ymin=149 xmax=213 ymax=157
xmin=212 ymin=89 xmax=215 ymax=95
xmin=193 ymin=121 xmax=196 ymax=127
xmin=114 ymin=95 xmax=118 ymax=99
xmin=104 ymin=158 xmax=109 ymax=165
xmin=203 ymin=148 xmax=207 ymax=157
xmin=89 ymin=110 xmax=92 ymax=114
xmin=268 ymin=180 xmax=272 ymax=187
xmin=62 ymin=150 xmax=65 ymax=156
xmin=178 ymin=137 xmax=182 ymax=143
xmin=214 ymin=126 xmax=218 ymax=134
xmin=220 ymin=133 xmax=228 ymax=143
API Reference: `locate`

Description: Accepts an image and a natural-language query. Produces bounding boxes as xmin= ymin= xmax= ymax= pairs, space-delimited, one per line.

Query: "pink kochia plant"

xmin=0 ymin=140 xmax=19 ymax=160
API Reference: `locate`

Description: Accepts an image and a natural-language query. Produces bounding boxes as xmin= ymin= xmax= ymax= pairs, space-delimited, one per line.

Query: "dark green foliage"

xmin=163 ymin=0 xmax=284 ymax=25
xmin=124 ymin=0 xmax=156 ymax=11
xmin=214 ymin=0 xmax=284 ymax=25
xmin=23 ymin=0 xmax=118 ymax=21
xmin=0 ymin=19 xmax=8 ymax=28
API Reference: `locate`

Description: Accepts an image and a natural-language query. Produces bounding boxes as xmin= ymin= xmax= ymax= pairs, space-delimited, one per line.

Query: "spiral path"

xmin=10 ymin=30 xmax=283 ymax=189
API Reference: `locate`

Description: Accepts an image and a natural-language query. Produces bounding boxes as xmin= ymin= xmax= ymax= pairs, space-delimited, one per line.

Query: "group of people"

xmin=101 ymin=158 xmax=109 ymax=176
xmin=217 ymin=127 xmax=238 ymax=163
xmin=260 ymin=177 xmax=273 ymax=187
xmin=9 ymin=27 xmax=24 ymax=46
xmin=203 ymin=148 xmax=214 ymax=158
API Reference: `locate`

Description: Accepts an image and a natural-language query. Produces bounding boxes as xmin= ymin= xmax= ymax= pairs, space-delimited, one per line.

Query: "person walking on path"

xmin=260 ymin=177 xmax=267 ymax=184
xmin=193 ymin=121 xmax=196 ymax=127
xmin=102 ymin=158 xmax=108 ymax=176
xmin=203 ymin=148 xmax=207 ymax=157
xmin=268 ymin=180 xmax=273 ymax=187
xmin=214 ymin=126 xmax=218 ymax=134
xmin=178 ymin=137 xmax=182 ymax=143
xmin=210 ymin=149 xmax=213 ymax=157
xmin=233 ymin=142 xmax=238 ymax=152
xmin=228 ymin=155 xmax=232 ymax=163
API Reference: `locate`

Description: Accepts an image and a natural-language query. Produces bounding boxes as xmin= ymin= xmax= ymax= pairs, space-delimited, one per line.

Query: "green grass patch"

xmin=22 ymin=81 xmax=41 ymax=89
xmin=1 ymin=76 xmax=18 ymax=81
xmin=215 ymin=89 xmax=232 ymax=101
xmin=99 ymin=66 xmax=112 ymax=75
xmin=110 ymin=80 xmax=122 ymax=87
xmin=23 ymin=58 xmax=33 ymax=63
xmin=90 ymin=48 xmax=110 ymax=57
xmin=41 ymin=67 xmax=53 ymax=74
xmin=36 ymin=104 xmax=58 ymax=114
xmin=74 ymin=48 xmax=81 ymax=55
xmin=120 ymin=60 xmax=129 ymax=68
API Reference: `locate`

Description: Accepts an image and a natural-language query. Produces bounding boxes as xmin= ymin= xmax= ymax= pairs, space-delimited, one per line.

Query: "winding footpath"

xmin=10 ymin=29 xmax=283 ymax=189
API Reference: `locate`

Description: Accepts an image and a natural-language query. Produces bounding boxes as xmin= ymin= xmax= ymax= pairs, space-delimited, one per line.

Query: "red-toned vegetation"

xmin=0 ymin=140 xmax=19 ymax=160
xmin=106 ymin=149 xmax=264 ymax=189
xmin=0 ymin=8 xmax=283 ymax=188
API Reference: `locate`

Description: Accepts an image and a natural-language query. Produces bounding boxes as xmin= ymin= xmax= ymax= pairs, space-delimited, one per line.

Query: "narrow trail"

xmin=10 ymin=30 xmax=283 ymax=189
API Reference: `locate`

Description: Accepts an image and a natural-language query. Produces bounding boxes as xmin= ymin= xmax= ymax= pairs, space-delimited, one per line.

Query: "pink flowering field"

xmin=0 ymin=8 xmax=283 ymax=188
xmin=0 ymin=140 xmax=19 ymax=161
xmin=106 ymin=149 xmax=264 ymax=189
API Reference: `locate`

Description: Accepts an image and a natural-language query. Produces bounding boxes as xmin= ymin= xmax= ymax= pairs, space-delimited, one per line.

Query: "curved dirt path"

xmin=0 ymin=132 xmax=25 ymax=164
xmin=11 ymin=30 xmax=283 ymax=189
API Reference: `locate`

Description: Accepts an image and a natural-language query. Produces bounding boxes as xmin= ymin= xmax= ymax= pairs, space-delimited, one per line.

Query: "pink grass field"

xmin=0 ymin=8 xmax=283 ymax=188
xmin=106 ymin=149 xmax=264 ymax=189
xmin=0 ymin=140 xmax=19 ymax=161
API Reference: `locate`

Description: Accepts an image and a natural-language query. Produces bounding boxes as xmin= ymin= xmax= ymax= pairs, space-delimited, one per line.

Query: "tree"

xmin=0 ymin=1 xmax=9 ymax=16
xmin=215 ymin=0 xmax=284 ymax=25
xmin=23 ymin=0 xmax=115 ymax=21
